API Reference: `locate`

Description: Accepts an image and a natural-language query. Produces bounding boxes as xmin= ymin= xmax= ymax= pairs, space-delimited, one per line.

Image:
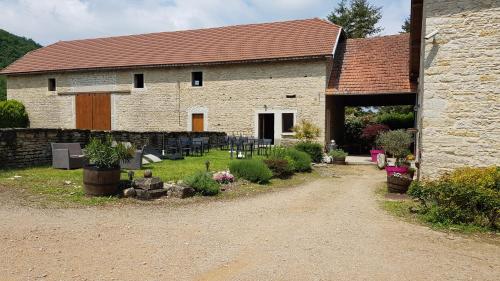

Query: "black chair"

xmin=201 ymin=137 xmax=210 ymax=153
xmin=179 ymin=137 xmax=192 ymax=156
xmin=166 ymin=138 xmax=180 ymax=154
xmin=191 ymin=138 xmax=204 ymax=157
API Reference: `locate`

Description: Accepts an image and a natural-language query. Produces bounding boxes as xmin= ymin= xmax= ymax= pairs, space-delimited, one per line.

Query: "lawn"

xmin=0 ymin=149 xmax=314 ymax=207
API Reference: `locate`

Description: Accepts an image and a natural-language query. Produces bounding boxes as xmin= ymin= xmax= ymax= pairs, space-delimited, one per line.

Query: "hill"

xmin=0 ymin=29 xmax=42 ymax=100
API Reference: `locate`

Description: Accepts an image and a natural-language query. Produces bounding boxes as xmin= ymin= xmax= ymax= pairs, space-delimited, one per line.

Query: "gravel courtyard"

xmin=1 ymin=165 xmax=498 ymax=281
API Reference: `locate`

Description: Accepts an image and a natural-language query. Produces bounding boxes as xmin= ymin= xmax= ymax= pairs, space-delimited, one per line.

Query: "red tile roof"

xmin=327 ymin=34 xmax=416 ymax=95
xmin=1 ymin=18 xmax=341 ymax=75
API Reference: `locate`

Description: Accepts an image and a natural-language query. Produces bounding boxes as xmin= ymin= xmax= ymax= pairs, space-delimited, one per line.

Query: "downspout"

xmin=416 ymin=4 xmax=427 ymax=180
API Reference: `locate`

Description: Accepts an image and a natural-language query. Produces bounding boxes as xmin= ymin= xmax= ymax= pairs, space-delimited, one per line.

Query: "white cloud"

xmin=0 ymin=0 xmax=410 ymax=45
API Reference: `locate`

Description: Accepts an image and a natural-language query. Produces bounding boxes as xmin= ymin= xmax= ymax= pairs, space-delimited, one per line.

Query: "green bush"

xmin=329 ymin=149 xmax=348 ymax=158
xmin=0 ymin=99 xmax=29 ymax=128
xmin=376 ymin=112 xmax=414 ymax=130
xmin=294 ymin=142 xmax=323 ymax=163
xmin=263 ymin=158 xmax=294 ymax=179
xmin=229 ymin=159 xmax=273 ymax=184
xmin=286 ymin=149 xmax=312 ymax=172
xmin=184 ymin=171 xmax=220 ymax=196
xmin=292 ymin=119 xmax=320 ymax=141
xmin=84 ymin=136 xmax=134 ymax=168
xmin=408 ymin=166 xmax=500 ymax=229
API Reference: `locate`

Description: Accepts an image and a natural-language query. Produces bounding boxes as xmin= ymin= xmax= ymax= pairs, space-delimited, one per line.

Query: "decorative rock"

xmin=377 ymin=153 xmax=386 ymax=169
xmin=134 ymin=177 xmax=164 ymax=190
xmin=148 ymin=188 xmax=168 ymax=198
xmin=323 ymin=155 xmax=332 ymax=164
xmin=123 ymin=188 xmax=136 ymax=198
xmin=144 ymin=169 xmax=153 ymax=178
xmin=135 ymin=189 xmax=150 ymax=200
xmin=170 ymin=185 xmax=196 ymax=198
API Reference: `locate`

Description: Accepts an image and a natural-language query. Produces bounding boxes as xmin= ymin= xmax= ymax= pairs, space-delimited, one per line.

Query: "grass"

xmin=376 ymin=185 xmax=498 ymax=236
xmin=0 ymin=149 xmax=315 ymax=207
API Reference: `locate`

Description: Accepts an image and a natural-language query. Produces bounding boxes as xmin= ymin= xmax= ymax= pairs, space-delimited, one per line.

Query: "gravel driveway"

xmin=1 ymin=165 xmax=499 ymax=281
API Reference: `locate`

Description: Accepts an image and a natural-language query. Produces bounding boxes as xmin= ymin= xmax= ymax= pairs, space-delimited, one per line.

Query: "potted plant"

xmin=361 ymin=124 xmax=389 ymax=162
xmin=387 ymin=173 xmax=412 ymax=193
xmin=83 ymin=136 xmax=134 ymax=196
xmin=376 ymin=130 xmax=413 ymax=176
xmin=329 ymin=149 xmax=348 ymax=165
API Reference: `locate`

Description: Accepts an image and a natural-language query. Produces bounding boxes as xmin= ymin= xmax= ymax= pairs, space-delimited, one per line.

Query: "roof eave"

xmin=1 ymin=55 xmax=332 ymax=76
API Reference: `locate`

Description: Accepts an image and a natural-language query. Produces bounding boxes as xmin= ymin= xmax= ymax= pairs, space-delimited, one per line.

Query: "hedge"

xmin=0 ymin=99 xmax=29 ymax=128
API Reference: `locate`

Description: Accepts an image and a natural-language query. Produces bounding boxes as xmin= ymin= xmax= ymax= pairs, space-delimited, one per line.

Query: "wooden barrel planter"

xmin=83 ymin=165 xmax=121 ymax=196
xmin=332 ymin=157 xmax=346 ymax=165
xmin=387 ymin=175 xmax=412 ymax=193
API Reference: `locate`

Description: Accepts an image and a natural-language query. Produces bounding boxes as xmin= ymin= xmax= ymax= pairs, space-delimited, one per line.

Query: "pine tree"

xmin=401 ymin=16 xmax=411 ymax=33
xmin=327 ymin=0 xmax=383 ymax=38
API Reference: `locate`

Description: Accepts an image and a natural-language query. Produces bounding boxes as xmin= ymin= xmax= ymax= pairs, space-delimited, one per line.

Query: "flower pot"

xmin=83 ymin=165 xmax=121 ymax=196
xmin=332 ymin=156 xmax=346 ymax=165
xmin=385 ymin=166 xmax=409 ymax=176
xmin=370 ymin=150 xmax=384 ymax=162
xmin=387 ymin=175 xmax=412 ymax=193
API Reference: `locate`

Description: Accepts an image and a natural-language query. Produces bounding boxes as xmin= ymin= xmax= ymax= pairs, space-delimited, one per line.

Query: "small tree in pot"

xmin=83 ymin=136 xmax=135 ymax=196
xmin=376 ymin=130 xmax=413 ymax=176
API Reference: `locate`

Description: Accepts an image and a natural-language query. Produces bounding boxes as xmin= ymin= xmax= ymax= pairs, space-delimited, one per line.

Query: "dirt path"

xmin=1 ymin=166 xmax=499 ymax=281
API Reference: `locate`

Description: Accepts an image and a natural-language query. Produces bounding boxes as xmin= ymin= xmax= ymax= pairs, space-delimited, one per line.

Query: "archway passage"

xmin=325 ymin=33 xmax=417 ymax=155
xmin=326 ymin=93 xmax=416 ymax=155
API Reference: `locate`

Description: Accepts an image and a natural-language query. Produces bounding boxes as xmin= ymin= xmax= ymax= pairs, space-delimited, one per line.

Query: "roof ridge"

xmin=52 ymin=18 xmax=335 ymax=45
xmin=347 ymin=33 xmax=410 ymax=41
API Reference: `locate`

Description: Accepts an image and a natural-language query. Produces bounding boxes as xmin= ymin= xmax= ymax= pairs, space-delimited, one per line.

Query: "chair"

xmin=201 ymin=137 xmax=210 ymax=153
xmin=112 ymin=141 xmax=144 ymax=170
xmin=51 ymin=143 xmax=86 ymax=169
xmin=166 ymin=138 xmax=180 ymax=154
xmin=191 ymin=138 xmax=204 ymax=157
xmin=179 ymin=137 xmax=192 ymax=156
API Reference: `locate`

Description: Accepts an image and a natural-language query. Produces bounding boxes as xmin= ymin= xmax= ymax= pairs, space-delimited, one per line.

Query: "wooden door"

xmin=192 ymin=114 xmax=204 ymax=132
xmin=92 ymin=94 xmax=111 ymax=130
xmin=76 ymin=94 xmax=93 ymax=129
xmin=75 ymin=93 xmax=111 ymax=130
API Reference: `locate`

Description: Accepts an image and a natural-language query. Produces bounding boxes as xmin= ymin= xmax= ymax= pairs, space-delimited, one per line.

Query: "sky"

xmin=0 ymin=0 xmax=411 ymax=46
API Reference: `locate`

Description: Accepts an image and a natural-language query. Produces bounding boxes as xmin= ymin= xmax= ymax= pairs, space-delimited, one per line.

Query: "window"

xmin=134 ymin=73 xmax=144 ymax=88
xmin=191 ymin=71 xmax=203 ymax=87
xmin=48 ymin=78 xmax=56 ymax=91
xmin=282 ymin=113 xmax=294 ymax=133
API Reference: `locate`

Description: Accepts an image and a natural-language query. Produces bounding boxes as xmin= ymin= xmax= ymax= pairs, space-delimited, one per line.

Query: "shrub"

xmin=185 ymin=171 xmax=220 ymax=196
xmin=294 ymin=142 xmax=323 ymax=163
xmin=84 ymin=136 xmax=134 ymax=168
xmin=376 ymin=130 xmax=413 ymax=166
xmin=360 ymin=123 xmax=389 ymax=145
xmin=329 ymin=149 xmax=348 ymax=158
xmin=408 ymin=166 xmax=500 ymax=229
xmin=0 ymin=99 xmax=29 ymax=128
xmin=264 ymin=158 xmax=294 ymax=179
xmin=286 ymin=149 xmax=312 ymax=172
xmin=292 ymin=120 xmax=320 ymax=141
xmin=229 ymin=159 xmax=273 ymax=184
xmin=376 ymin=112 xmax=414 ymax=130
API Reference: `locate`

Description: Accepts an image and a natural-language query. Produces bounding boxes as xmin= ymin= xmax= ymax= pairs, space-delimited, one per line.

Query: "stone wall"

xmin=7 ymin=59 xmax=327 ymax=143
xmin=0 ymin=128 xmax=225 ymax=169
xmin=419 ymin=1 xmax=500 ymax=178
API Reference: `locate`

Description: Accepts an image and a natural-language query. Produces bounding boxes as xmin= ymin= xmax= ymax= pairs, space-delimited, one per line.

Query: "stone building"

xmin=411 ymin=0 xmax=500 ymax=178
xmin=1 ymin=18 xmax=414 ymax=146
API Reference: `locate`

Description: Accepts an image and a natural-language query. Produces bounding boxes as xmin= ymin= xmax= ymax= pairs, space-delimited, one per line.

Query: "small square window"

xmin=192 ymin=71 xmax=203 ymax=87
xmin=48 ymin=78 xmax=56 ymax=91
xmin=282 ymin=113 xmax=294 ymax=133
xmin=134 ymin=73 xmax=144 ymax=88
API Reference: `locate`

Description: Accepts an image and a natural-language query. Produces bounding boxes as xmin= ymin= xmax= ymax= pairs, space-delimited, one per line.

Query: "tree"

xmin=327 ymin=0 xmax=383 ymax=38
xmin=0 ymin=29 xmax=41 ymax=100
xmin=401 ymin=16 xmax=411 ymax=33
